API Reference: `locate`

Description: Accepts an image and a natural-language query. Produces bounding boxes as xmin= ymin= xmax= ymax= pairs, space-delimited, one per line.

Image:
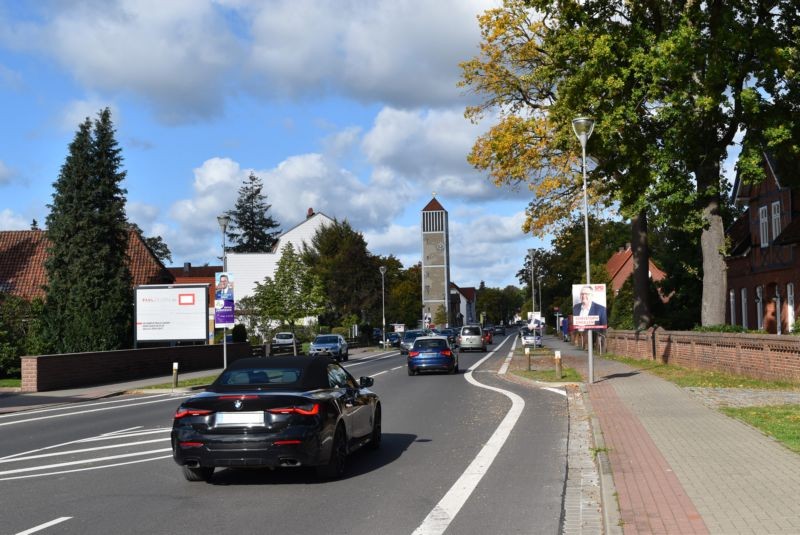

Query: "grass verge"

xmin=602 ymin=353 xmax=800 ymax=390
xmin=721 ymin=406 xmax=800 ymax=453
xmin=142 ymin=375 xmax=218 ymax=389
xmin=0 ymin=378 xmax=21 ymax=387
xmin=512 ymin=368 xmax=582 ymax=383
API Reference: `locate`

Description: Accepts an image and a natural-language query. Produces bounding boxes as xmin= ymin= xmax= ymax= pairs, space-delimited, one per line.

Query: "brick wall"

xmin=20 ymin=343 xmax=253 ymax=392
xmin=606 ymin=329 xmax=800 ymax=383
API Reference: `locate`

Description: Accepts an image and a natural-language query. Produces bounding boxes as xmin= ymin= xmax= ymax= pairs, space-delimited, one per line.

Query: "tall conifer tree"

xmin=225 ymin=172 xmax=281 ymax=252
xmin=42 ymin=108 xmax=132 ymax=353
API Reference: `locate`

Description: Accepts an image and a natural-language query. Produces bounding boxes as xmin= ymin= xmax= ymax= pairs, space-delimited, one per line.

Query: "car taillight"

xmin=440 ymin=349 xmax=452 ymax=357
xmin=268 ymin=403 xmax=320 ymax=416
xmin=218 ymin=395 xmax=259 ymax=400
xmin=174 ymin=408 xmax=212 ymax=419
xmin=179 ymin=441 xmax=204 ymax=448
xmin=273 ymin=440 xmax=302 ymax=446
xmin=409 ymin=351 xmax=420 ymax=357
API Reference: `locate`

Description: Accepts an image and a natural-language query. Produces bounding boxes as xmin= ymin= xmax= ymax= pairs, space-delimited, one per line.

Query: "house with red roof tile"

xmin=605 ymin=243 xmax=668 ymax=300
xmin=0 ymin=229 xmax=174 ymax=301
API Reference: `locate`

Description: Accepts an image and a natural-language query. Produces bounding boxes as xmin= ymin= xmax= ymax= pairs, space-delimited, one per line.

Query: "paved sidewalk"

xmin=545 ymin=335 xmax=800 ymax=534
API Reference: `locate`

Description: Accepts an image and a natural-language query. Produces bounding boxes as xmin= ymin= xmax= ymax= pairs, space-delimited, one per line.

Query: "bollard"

xmin=172 ymin=361 xmax=179 ymax=390
xmin=554 ymin=351 xmax=562 ymax=380
xmin=525 ymin=346 xmax=531 ymax=371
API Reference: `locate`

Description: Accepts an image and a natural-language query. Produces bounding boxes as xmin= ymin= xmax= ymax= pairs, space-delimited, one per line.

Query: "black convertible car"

xmin=171 ymin=356 xmax=381 ymax=482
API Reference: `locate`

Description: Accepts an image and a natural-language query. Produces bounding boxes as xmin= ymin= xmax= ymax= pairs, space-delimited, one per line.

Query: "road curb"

xmin=581 ymin=382 xmax=623 ymax=535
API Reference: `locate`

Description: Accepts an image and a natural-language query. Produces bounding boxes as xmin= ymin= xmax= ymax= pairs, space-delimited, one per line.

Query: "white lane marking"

xmin=343 ymin=353 xmax=399 ymax=367
xmin=413 ymin=337 xmax=524 ymax=535
xmin=0 ymin=393 xmax=177 ymax=420
xmin=0 ymin=448 xmax=172 ymax=476
xmin=0 ymin=395 xmax=189 ymax=428
xmin=543 ymin=387 xmax=566 ymax=396
xmin=0 ymin=428 xmax=170 ymax=461
xmin=15 ymin=517 xmax=72 ymax=535
xmin=0 ymin=455 xmax=173 ymax=482
xmin=0 ymin=438 xmax=168 ymax=463
xmin=498 ymin=336 xmax=518 ymax=375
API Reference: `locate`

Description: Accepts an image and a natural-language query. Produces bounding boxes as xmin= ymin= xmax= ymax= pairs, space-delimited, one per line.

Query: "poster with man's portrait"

xmin=214 ymin=272 xmax=235 ymax=328
xmin=571 ymin=284 xmax=608 ymax=329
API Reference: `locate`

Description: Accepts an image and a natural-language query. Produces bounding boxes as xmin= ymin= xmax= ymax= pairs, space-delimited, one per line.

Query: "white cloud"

xmin=0 ymin=208 xmax=29 ymax=230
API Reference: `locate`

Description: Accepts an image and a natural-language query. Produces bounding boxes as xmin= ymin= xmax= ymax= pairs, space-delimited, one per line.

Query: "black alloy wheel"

xmin=368 ymin=406 xmax=382 ymax=450
xmin=317 ymin=425 xmax=347 ymax=479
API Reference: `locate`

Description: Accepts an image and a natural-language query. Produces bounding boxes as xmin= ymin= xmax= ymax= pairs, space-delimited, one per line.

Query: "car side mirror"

xmin=360 ymin=376 xmax=374 ymax=388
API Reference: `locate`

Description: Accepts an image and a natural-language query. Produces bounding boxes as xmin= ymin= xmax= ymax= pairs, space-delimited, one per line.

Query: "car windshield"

xmin=462 ymin=326 xmax=481 ymax=335
xmin=403 ymin=331 xmax=423 ymax=341
xmin=217 ymin=367 xmax=301 ymax=386
xmin=276 ymin=333 xmax=293 ymax=340
xmin=315 ymin=336 xmax=338 ymax=344
xmin=413 ymin=339 xmax=448 ymax=350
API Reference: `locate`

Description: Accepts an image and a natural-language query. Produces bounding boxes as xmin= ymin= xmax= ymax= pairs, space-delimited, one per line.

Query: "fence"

xmin=605 ymin=328 xmax=800 ymax=384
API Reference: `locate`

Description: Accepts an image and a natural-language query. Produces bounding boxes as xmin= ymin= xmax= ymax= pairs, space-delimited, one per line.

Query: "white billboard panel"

xmin=135 ymin=285 xmax=209 ymax=342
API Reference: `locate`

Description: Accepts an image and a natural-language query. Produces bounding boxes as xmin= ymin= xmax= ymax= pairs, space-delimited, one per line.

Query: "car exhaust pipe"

xmin=279 ymin=458 xmax=300 ymax=467
xmin=186 ymin=460 xmax=200 ymax=468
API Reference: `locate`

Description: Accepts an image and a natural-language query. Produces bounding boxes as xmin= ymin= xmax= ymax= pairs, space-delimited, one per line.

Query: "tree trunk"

xmin=631 ymin=210 xmax=653 ymax=329
xmin=699 ymin=194 xmax=728 ymax=326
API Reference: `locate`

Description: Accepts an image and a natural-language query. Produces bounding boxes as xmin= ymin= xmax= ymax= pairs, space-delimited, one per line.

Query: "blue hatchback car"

xmin=407 ymin=335 xmax=459 ymax=376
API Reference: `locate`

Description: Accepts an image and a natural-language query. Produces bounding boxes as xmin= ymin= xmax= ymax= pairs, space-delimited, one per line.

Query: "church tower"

xmin=421 ymin=195 xmax=451 ymax=327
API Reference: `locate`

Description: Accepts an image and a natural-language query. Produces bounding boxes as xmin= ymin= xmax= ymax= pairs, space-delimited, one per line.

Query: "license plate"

xmin=215 ymin=411 xmax=265 ymax=426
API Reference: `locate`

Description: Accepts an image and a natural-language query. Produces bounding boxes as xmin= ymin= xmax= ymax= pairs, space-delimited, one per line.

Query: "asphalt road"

xmin=0 ymin=334 xmax=569 ymax=535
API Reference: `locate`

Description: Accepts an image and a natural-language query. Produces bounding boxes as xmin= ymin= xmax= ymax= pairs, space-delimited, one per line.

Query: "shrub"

xmin=692 ymin=324 xmax=749 ymax=333
xmin=231 ymin=324 xmax=248 ymax=343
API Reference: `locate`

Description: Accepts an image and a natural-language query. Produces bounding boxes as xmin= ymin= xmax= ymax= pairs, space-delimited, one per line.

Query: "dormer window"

xmin=759 ymin=206 xmax=769 ymax=247
xmin=771 ymin=201 xmax=781 ymax=240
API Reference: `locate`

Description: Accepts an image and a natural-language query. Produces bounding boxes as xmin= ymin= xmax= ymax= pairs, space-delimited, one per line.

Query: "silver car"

xmin=308 ymin=334 xmax=349 ymax=361
xmin=458 ymin=324 xmax=486 ymax=352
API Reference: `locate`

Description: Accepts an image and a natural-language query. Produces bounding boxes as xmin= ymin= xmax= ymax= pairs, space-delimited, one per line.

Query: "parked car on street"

xmin=171 ymin=356 xmax=381 ymax=482
xmin=308 ymin=334 xmax=349 ymax=361
xmin=384 ymin=332 xmax=401 ymax=348
xmin=400 ymin=329 xmax=426 ymax=355
xmin=407 ymin=335 xmax=459 ymax=376
xmin=458 ymin=324 xmax=486 ymax=352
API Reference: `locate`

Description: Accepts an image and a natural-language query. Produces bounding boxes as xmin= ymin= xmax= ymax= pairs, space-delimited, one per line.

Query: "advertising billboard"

xmin=571 ymin=283 xmax=608 ymax=330
xmin=135 ymin=284 xmax=209 ymax=343
xmin=214 ymin=272 xmax=235 ymax=329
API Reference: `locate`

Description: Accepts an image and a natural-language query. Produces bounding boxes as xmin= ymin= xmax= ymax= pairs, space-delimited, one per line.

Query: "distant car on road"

xmin=400 ymin=329 xmax=426 ymax=355
xmin=384 ymin=332 xmax=402 ymax=348
xmin=521 ymin=328 xmax=541 ymax=348
xmin=458 ymin=324 xmax=486 ymax=352
xmin=437 ymin=327 xmax=457 ymax=345
xmin=308 ymin=334 xmax=349 ymax=361
xmin=407 ymin=335 xmax=459 ymax=376
xmin=171 ymin=356 xmax=381 ymax=482
xmin=494 ymin=325 xmax=506 ymax=335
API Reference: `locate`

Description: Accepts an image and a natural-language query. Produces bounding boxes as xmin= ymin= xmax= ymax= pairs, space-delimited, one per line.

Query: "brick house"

xmin=605 ymin=242 xmax=668 ymax=300
xmin=726 ymin=152 xmax=800 ymax=333
xmin=0 ymin=229 xmax=174 ymax=301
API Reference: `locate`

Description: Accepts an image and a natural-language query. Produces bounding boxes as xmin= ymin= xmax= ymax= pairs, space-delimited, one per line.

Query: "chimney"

xmin=307 ymin=207 xmax=315 ymax=219
xmin=183 ymin=262 xmax=191 ymax=273
xmin=618 ymin=246 xmax=624 ymax=253
xmin=625 ymin=242 xmax=631 ymax=250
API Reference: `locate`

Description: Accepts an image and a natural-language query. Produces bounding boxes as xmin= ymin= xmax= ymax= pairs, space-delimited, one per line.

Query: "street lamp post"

xmin=379 ymin=266 xmax=387 ymax=350
xmin=528 ymin=249 xmax=535 ymax=322
xmin=572 ymin=116 xmax=595 ymax=384
xmin=217 ymin=214 xmax=231 ymax=368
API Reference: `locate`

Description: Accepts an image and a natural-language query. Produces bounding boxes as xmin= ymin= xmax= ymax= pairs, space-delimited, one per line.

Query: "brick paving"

xmin=544 ymin=335 xmax=800 ymax=535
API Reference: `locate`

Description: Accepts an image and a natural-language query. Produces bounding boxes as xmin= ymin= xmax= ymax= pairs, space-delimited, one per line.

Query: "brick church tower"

xmin=421 ymin=195 xmax=451 ymax=327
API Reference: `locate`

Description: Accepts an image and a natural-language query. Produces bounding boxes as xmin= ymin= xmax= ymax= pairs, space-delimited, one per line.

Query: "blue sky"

xmin=0 ymin=0 xmax=553 ymax=289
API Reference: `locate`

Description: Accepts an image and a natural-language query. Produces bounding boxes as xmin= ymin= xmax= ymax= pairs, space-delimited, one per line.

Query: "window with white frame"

xmin=756 ymin=285 xmax=764 ymax=330
xmin=740 ymin=288 xmax=748 ymax=330
xmin=759 ymin=206 xmax=769 ymax=247
xmin=729 ymin=290 xmax=736 ymax=326
xmin=771 ymin=201 xmax=781 ymax=240
xmin=788 ymin=283 xmax=795 ymax=333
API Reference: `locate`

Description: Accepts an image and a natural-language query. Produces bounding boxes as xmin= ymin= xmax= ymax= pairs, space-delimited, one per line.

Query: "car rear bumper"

xmin=407 ymin=355 xmax=456 ymax=372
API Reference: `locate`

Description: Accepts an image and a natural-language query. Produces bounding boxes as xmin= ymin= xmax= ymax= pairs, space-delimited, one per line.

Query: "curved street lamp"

xmin=572 ymin=117 xmax=595 ymax=383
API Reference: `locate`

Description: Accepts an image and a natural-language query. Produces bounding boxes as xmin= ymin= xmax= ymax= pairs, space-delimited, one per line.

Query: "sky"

xmin=0 ymin=0 xmax=554 ymax=290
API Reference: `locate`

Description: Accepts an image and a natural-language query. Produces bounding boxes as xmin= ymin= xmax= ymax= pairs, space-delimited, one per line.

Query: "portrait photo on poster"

xmin=215 ymin=272 xmax=235 ymax=301
xmin=571 ymin=283 xmax=607 ymax=329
